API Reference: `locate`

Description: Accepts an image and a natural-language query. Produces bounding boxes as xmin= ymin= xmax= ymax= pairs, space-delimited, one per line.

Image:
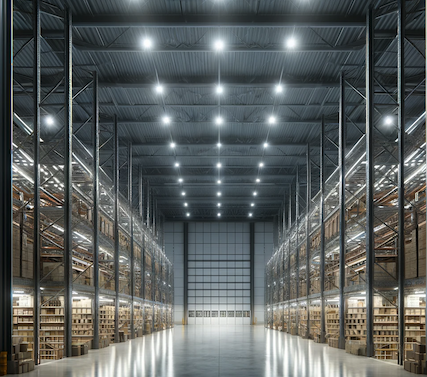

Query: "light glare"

xmin=142 ymin=38 xmax=153 ymax=49
xmin=214 ymin=40 xmax=225 ymax=51
xmin=286 ymin=37 xmax=297 ymax=49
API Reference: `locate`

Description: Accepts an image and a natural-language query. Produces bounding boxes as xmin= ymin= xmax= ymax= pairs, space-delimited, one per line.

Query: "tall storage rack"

xmin=265 ymin=2 xmax=426 ymax=368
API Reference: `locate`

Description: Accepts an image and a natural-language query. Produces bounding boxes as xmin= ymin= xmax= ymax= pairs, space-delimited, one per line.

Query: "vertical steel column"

xmin=365 ymin=6 xmax=375 ymax=358
xmin=0 ymin=0 xmax=13 ymax=360
xmin=306 ymin=146 xmax=311 ymax=338
xmin=63 ymin=8 xmax=73 ymax=358
xmin=295 ymin=167 xmax=300 ymax=333
xmin=128 ymin=143 xmax=135 ymax=339
xmin=142 ymin=235 xmax=145 ymax=300
xmin=146 ymin=181 xmax=150 ymax=228
xmin=92 ymin=71 xmax=100 ymax=349
xmin=320 ymin=115 xmax=326 ymax=344
xmin=151 ymin=249 xmax=156 ymax=333
xmin=250 ymin=222 xmax=255 ymax=325
xmin=338 ymin=72 xmax=346 ymax=350
xmin=153 ymin=198 xmax=156 ymax=237
xmin=139 ymin=167 xmax=144 ymax=220
xmin=287 ymin=189 xmax=292 ymax=332
xmin=32 ymin=0 xmax=41 ymax=364
xmin=183 ymin=222 xmax=189 ymax=325
xmin=113 ymin=115 xmax=120 ymax=343
xmin=397 ymin=0 xmax=406 ymax=365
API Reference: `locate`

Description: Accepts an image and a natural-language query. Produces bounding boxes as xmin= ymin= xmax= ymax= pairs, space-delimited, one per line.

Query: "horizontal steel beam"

xmin=74 ymin=40 xmax=365 ymax=53
xmin=156 ymin=197 xmax=284 ymax=204
xmin=72 ymin=14 xmax=366 ymax=28
xmin=139 ymin=164 xmax=298 ymax=170
xmin=120 ymin=142 xmax=308 ymax=149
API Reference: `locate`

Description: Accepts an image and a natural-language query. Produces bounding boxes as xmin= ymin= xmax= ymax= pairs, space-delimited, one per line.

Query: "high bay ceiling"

xmin=12 ymin=0 xmax=426 ymax=220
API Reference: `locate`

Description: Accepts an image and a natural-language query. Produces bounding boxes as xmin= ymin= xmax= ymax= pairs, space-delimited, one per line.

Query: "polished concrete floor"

xmin=22 ymin=326 xmax=412 ymax=377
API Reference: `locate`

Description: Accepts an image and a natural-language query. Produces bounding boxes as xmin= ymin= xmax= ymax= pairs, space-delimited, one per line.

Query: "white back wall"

xmin=164 ymin=221 xmax=273 ymax=325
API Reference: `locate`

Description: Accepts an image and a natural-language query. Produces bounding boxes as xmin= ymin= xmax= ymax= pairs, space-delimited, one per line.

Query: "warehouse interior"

xmin=0 ymin=0 xmax=426 ymax=376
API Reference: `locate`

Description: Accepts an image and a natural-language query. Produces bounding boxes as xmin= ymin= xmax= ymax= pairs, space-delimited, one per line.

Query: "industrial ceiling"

xmin=12 ymin=0 xmax=426 ymax=221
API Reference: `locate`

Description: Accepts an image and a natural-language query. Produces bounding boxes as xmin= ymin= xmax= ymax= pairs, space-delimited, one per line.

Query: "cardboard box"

xmin=414 ymin=344 xmax=426 ymax=354
xmin=72 ymin=345 xmax=81 ymax=357
xmin=19 ymin=344 xmax=28 ymax=353
xmin=404 ymin=361 xmax=411 ymax=372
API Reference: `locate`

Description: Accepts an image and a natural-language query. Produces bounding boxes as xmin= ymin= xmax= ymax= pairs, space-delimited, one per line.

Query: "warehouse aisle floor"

xmin=21 ymin=326 xmax=412 ymax=377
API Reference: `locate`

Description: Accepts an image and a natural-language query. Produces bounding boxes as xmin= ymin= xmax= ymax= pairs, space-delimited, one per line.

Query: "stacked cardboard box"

xmin=404 ymin=338 xmax=427 ymax=374
xmin=71 ymin=343 xmax=89 ymax=357
xmin=345 ymin=340 xmax=367 ymax=356
xmin=7 ymin=341 xmax=35 ymax=374
xmin=328 ymin=338 xmax=339 ymax=348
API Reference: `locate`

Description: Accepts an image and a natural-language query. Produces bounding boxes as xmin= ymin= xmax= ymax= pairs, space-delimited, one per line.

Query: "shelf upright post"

xmin=33 ymin=0 xmax=41 ymax=364
xmin=287 ymin=189 xmax=292 ymax=331
xmin=295 ymin=167 xmax=300 ymax=333
xmin=146 ymin=181 xmax=150 ymax=228
xmin=63 ymin=8 xmax=73 ymax=358
xmin=129 ymin=143 xmax=135 ymax=339
xmin=184 ymin=222 xmax=189 ymax=325
xmin=0 ymin=0 xmax=13 ymax=361
xmin=306 ymin=145 xmax=311 ymax=338
xmin=152 ymin=247 xmax=156 ymax=333
xmin=114 ymin=115 xmax=120 ymax=343
xmin=139 ymin=167 xmax=144 ymax=220
xmin=397 ymin=0 xmax=406 ymax=365
xmin=338 ymin=72 xmax=346 ymax=349
xmin=365 ymin=5 xmax=375 ymax=358
xmin=92 ymin=71 xmax=100 ymax=349
xmin=320 ymin=115 xmax=326 ymax=344
xmin=250 ymin=222 xmax=255 ymax=325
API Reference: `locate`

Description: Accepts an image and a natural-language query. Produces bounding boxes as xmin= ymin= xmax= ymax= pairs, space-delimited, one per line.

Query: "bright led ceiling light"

xmin=253 ymin=191 xmax=258 ymax=196
xmin=259 ymin=162 xmax=264 ymax=168
xmin=174 ymin=162 xmax=180 ymax=167
xmin=215 ymin=116 xmax=224 ymax=125
xmin=214 ymin=40 xmax=225 ymax=51
xmin=178 ymin=178 xmax=183 ymax=183
xmin=217 ymin=180 xmax=222 ymax=184
xmin=162 ymin=116 xmax=171 ymax=125
xmin=142 ymin=38 xmax=153 ymax=49
xmin=268 ymin=116 xmax=276 ymax=125
xmin=217 ymin=192 xmax=222 ymax=197
xmin=186 ymin=212 xmax=190 ymax=217
xmin=275 ymin=84 xmax=283 ymax=94
xmin=384 ymin=116 xmax=394 ymax=126
xmin=256 ymin=178 xmax=261 ymax=183
xmin=216 ymin=162 xmax=222 ymax=168
xmin=263 ymin=142 xmax=268 ymax=148
xmin=184 ymin=203 xmax=188 ymax=207
xmin=45 ymin=116 xmax=55 ymax=126
xmin=216 ymin=85 xmax=224 ymax=95
xmin=170 ymin=142 xmax=176 ymax=148
xmin=286 ymin=37 xmax=297 ymax=49
xmin=181 ymin=191 xmax=186 ymax=196
xmin=249 ymin=213 xmax=253 ymax=217
xmin=217 ymin=213 xmax=221 ymax=217
xmin=155 ymin=84 xmax=164 ymax=94
xmin=251 ymin=203 xmax=255 ymax=207
xmin=217 ymin=142 xmax=222 ymax=148
xmin=217 ymin=203 xmax=221 ymax=207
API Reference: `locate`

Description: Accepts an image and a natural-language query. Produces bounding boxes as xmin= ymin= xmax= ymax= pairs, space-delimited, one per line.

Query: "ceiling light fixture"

xmin=263 ymin=142 xmax=268 ymax=148
xmin=217 ymin=213 xmax=221 ymax=217
xmin=214 ymin=40 xmax=225 ymax=51
xmin=155 ymin=84 xmax=164 ymax=94
xmin=184 ymin=203 xmax=188 ymax=207
xmin=217 ymin=203 xmax=221 ymax=207
xmin=275 ymin=84 xmax=283 ymax=94
xmin=181 ymin=191 xmax=186 ymax=196
xmin=384 ymin=116 xmax=394 ymax=126
xmin=178 ymin=178 xmax=183 ymax=183
xmin=217 ymin=142 xmax=222 ymax=148
xmin=251 ymin=203 xmax=255 ymax=207
xmin=162 ymin=116 xmax=171 ymax=125
xmin=268 ymin=116 xmax=276 ymax=125
xmin=174 ymin=162 xmax=180 ymax=167
xmin=256 ymin=178 xmax=261 ymax=183
xmin=215 ymin=116 xmax=224 ymax=125
xmin=142 ymin=38 xmax=153 ymax=49
xmin=216 ymin=162 xmax=222 ymax=168
xmin=217 ymin=180 xmax=222 ymax=184
xmin=217 ymin=192 xmax=222 ymax=197
xmin=216 ymin=85 xmax=224 ymax=95
xmin=249 ymin=213 xmax=253 ymax=217
xmin=253 ymin=191 xmax=258 ymax=196
xmin=170 ymin=142 xmax=176 ymax=148
xmin=259 ymin=162 xmax=264 ymax=168
xmin=286 ymin=37 xmax=297 ymax=49
xmin=45 ymin=116 xmax=54 ymax=126
xmin=186 ymin=212 xmax=190 ymax=217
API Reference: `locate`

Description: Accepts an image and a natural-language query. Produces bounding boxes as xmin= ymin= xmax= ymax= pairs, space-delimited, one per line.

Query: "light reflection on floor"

xmin=23 ymin=326 xmax=413 ymax=377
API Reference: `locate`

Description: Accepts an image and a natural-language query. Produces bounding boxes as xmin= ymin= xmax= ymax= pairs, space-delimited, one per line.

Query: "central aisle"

xmin=25 ymin=326 xmax=413 ymax=377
